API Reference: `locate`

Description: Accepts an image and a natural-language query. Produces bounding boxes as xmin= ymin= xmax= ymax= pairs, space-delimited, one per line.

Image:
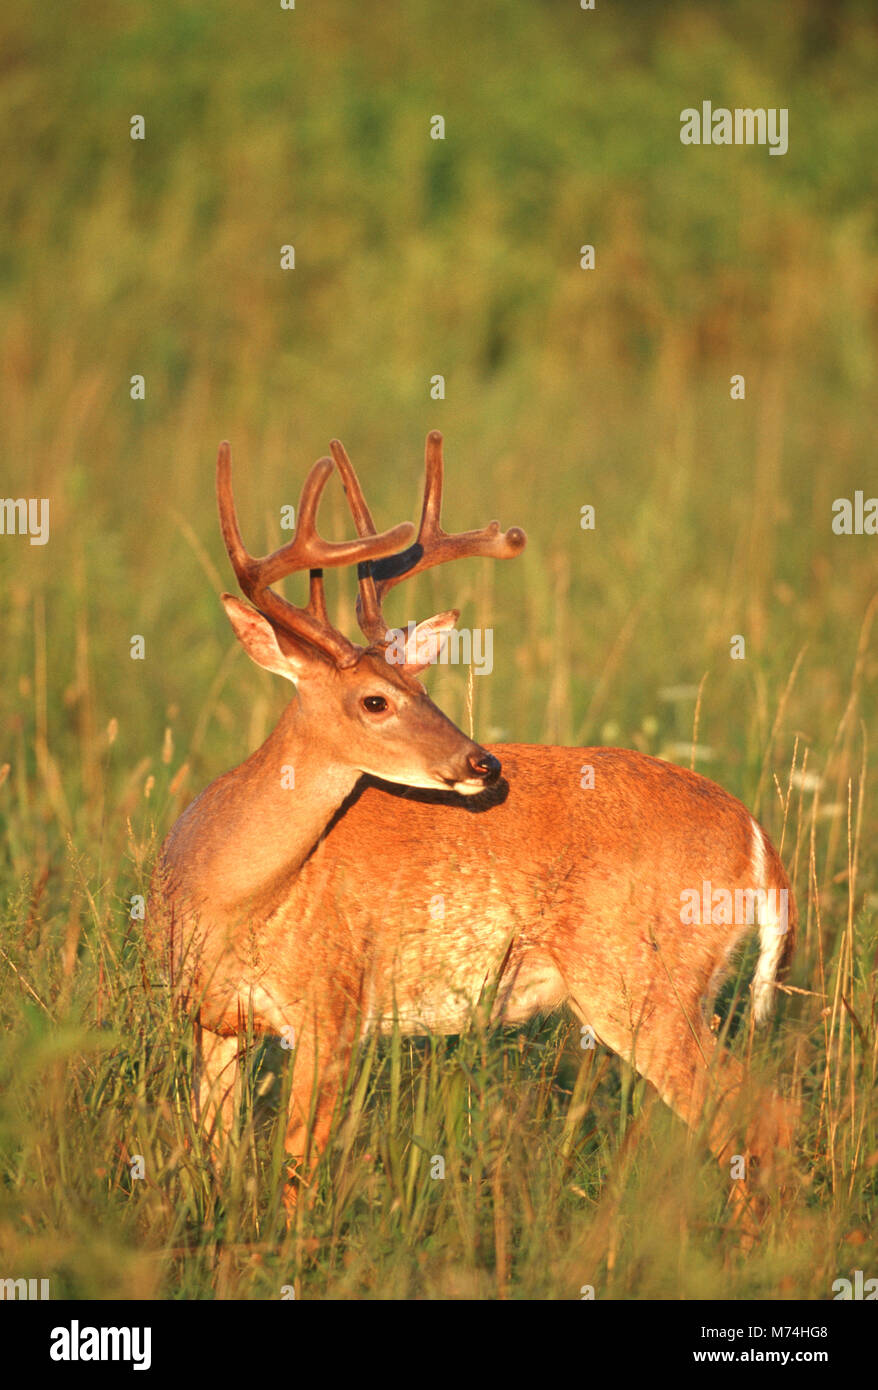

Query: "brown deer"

xmin=151 ymin=431 xmax=796 ymax=1212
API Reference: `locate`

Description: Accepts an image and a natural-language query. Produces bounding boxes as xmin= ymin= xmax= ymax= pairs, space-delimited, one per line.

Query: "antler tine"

xmin=332 ymin=431 xmax=527 ymax=645
xmin=258 ymin=455 xmax=335 ymax=586
xmin=216 ymin=442 xmax=415 ymax=665
xmin=419 ymin=427 xmax=444 ymax=539
xmin=397 ymin=431 xmax=527 ymax=583
xmin=330 ymin=438 xmax=386 ymax=642
xmin=216 ymin=439 xmax=256 ymax=586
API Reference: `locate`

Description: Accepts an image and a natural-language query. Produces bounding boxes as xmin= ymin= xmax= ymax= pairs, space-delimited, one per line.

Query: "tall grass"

xmin=0 ymin=0 xmax=876 ymax=1297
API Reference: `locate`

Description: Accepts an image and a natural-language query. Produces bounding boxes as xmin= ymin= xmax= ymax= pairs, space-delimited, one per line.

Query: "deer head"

xmin=217 ymin=431 xmax=526 ymax=794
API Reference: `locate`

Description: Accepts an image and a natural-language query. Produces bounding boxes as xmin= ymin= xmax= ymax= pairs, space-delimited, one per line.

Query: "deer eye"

xmin=362 ymin=695 xmax=388 ymax=713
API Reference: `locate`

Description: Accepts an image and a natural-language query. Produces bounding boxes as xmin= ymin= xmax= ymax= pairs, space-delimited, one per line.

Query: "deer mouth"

xmin=447 ymin=753 xmax=502 ymax=794
xmin=451 ymin=777 xmax=493 ymax=795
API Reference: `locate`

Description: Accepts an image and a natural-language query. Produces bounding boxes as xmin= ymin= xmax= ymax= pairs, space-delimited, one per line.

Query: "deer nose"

xmin=468 ymin=751 xmax=501 ymax=783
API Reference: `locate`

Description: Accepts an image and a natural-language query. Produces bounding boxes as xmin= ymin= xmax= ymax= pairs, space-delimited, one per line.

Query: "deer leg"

xmin=279 ymin=1028 xmax=345 ymax=1210
xmin=571 ymin=998 xmax=796 ymax=1226
xmin=193 ymin=1024 xmax=243 ymax=1151
xmin=648 ymin=1023 xmax=791 ymax=1165
xmin=644 ymin=1020 xmax=797 ymax=1239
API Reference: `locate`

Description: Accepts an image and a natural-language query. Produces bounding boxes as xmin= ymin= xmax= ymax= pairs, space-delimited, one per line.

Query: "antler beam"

xmin=330 ymin=431 xmax=527 ymax=644
xmin=216 ymin=441 xmax=415 ymax=665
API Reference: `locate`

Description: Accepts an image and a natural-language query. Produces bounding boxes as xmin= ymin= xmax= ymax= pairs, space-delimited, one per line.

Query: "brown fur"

xmin=151 ymin=741 xmax=797 ymax=1207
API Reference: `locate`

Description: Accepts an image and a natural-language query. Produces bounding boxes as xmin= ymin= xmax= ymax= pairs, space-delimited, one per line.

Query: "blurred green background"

xmin=0 ymin=0 xmax=876 ymax=1298
xmin=2 ymin=0 xmax=877 ymax=786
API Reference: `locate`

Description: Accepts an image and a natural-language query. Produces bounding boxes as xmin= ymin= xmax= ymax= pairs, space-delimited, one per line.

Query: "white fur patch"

xmin=749 ymin=817 xmax=788 ymax=1024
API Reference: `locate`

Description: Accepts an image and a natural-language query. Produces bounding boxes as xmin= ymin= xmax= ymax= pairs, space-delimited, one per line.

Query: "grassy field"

xmin=0 ymin=0 xmax=876 ymax=1298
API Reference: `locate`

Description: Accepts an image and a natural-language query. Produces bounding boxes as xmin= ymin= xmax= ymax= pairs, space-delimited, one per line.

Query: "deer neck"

xmin=170 ymin=697 xmax=362 ymax=917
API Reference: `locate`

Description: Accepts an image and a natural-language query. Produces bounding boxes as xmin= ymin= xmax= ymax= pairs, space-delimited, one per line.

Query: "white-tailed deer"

xmin=151 ymin=431 xmax=796 ymax=1212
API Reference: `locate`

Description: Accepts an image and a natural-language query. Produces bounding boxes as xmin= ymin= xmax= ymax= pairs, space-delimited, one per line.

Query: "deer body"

xmin=152 ymin=433 xmax=796 ymax=1208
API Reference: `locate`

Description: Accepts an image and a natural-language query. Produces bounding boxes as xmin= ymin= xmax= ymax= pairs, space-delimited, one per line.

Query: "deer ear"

xmin=399 ymin=610 xmax=459 ymax=675
xmin=221 ymin=594 xmax=310 ymax=683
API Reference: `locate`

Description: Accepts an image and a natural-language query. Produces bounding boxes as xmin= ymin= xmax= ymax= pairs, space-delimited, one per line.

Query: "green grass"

xmin=0 ymin=0 xmax=876 ymax=1298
